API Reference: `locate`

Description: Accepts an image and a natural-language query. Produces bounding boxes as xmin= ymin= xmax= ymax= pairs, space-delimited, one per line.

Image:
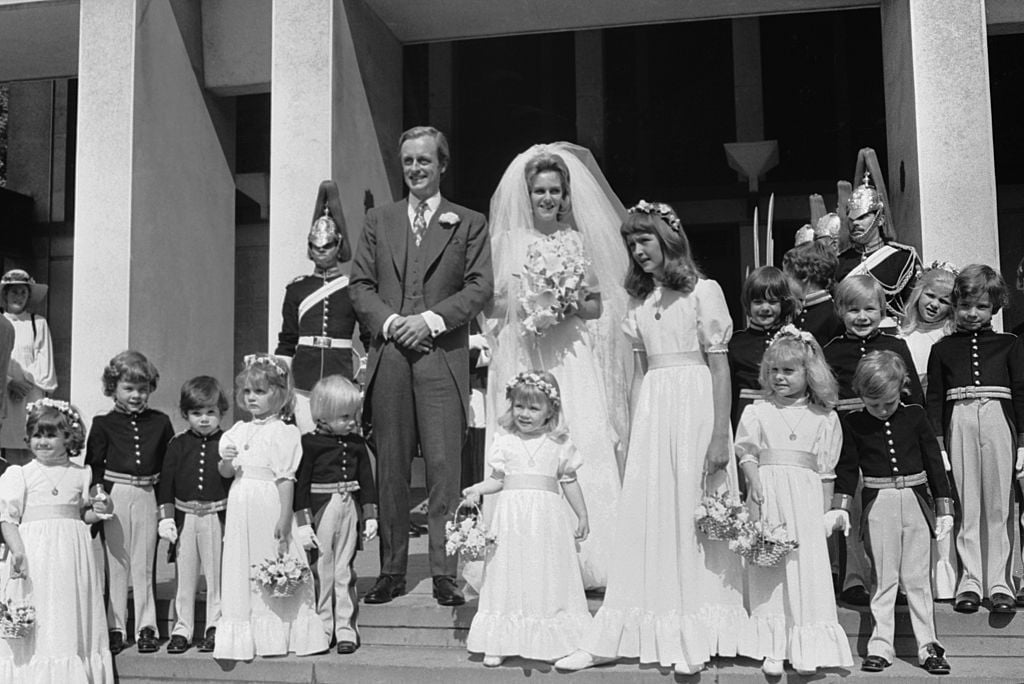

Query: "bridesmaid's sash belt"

xmin=503 ymin=474 xmax=559 ymax=494
xmin=739 ymin=388 xmax=766 ymax=400
xmin=863 ymin=472 xmax=927 ymax=489
xmin=758 ymin=449 xmax=817 ymax=471
xmin=946 ymin=385 xmax=1011 ymax=401
xmin=22 ymin=503 xmax=81 ymax=523
xmin=647 ymin=351 xmax=705 ymax=370
xmin=239 ymin=466 xmax=278 ymax=481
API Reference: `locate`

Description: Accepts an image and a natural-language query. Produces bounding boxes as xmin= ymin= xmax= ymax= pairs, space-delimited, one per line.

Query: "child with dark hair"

xmin=294 ymin=375 xmax=378 ymax=655
xmin=828 ymin=351 xmax=953 ymax=674
xmin=85 ymin=350 xmax=174 ymax=655
xmin=0 ymin=399 xmax=114 ymax=682
xmin=926 ymin=264 xmax=1024 ymax=614
xmin=728 ymin=266 xmax=799 ymax=426
xmin=782 ymin=241 xmax=843 ymax=346
xmin=157 ymin=376 xmax=232 ymax=654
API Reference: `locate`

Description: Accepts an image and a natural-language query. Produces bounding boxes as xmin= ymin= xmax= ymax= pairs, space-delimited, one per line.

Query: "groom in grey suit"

xmin=351 ymin=126 xmax=493 ymax=606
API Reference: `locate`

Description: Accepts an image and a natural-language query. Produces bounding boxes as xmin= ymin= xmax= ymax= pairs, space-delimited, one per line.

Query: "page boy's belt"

xmin=298 ymin=336 xmax=352 ymax=349
xmin=105 ymin=470 xmax=159 ymax=486
xmin=862 ymin=472 xmax=927 ymax=489
xmin=174 ymin=498 xmax=227 ymax=515
xmin=739 ymin=388 xmax=765 ymax=400
xmin=836 ymin=398 xmax=865 ymax=412
xmin=945 ymin=385 xmax=1011 ymax=401
xmin=310 ymin=481 xmax=361 ymax=494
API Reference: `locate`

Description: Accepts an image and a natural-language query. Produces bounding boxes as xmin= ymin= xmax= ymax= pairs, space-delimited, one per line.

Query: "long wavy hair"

xmin=759 ymin=335 xmax=838 ymax=409
xmin=900 ymin=267 xmax=956 ymax=335
xmin=620 ymin=208 xmax=702 ymax=299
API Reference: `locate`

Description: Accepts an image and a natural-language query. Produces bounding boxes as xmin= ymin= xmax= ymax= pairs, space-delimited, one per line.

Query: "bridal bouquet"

xmin=518 ymin=232 xmax=591 ymax=336
xmin=250 ymin=554 xmax=312 ymax=598
xmin=445 ymin=503 xmax=497 ymax=561
xmin=694 ymin=491 xmax=748 ymax=541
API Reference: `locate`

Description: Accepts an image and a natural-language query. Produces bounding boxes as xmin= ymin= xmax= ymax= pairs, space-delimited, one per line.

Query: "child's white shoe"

xmin=674 ymin=660 xmax=707 ymax=675
xmin=554 ymin=650 xmax=616 ymax=671
xmin=762 ymin=657 xmax=784 ymax=676
xmin=482 ymin=655 xmax=504 ymax=667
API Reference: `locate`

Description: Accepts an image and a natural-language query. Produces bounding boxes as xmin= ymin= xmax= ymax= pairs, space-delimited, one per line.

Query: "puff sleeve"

xmin=621 ymin=299 xmax=644 ymax=351
xmin=813 ymin=411 xmax=843 ymax=481
xmin=270 ymin=423 xmax=303 ymax=481
xmin=557 ymin=439 xmax=584 ymax=483
xmin=695 ymin=279 xmax=733 ymax=354
xmin=487 ymin=435 xmax=511 ymax=479
xmin=734 ymin=404 xmax=764 ymax=466
xmin=0 ymin=466 xmax=27 ymax=525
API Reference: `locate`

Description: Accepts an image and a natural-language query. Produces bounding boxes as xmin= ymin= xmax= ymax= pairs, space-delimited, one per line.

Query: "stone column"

xmin=881 ymin=0 xmax=998 ymax=266
xmin=267 ymin=0 xmax=400 ymax=348
xmin=72 ymin=0 xmax=235 ymax=424
xmin=575 ymin=30 xmax=605 ymax=160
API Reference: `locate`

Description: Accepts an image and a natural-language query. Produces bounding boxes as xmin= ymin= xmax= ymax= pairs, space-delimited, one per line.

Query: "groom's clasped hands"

xmin=391 ymin=314 xmax=435 ymax=353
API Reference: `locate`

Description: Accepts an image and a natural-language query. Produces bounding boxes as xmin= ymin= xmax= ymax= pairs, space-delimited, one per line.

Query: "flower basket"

xmin=250 ymin=553 xmax=312 ymax=598
xmin=445 ymin=502 xmax=497 ymax=561
xmin=729 ymin=521 xmax=799 ymax=568
xmin=0 ymin=577 xmax=35 ymax=639
xmin=694 ymin=490 xmax=747 ymax=542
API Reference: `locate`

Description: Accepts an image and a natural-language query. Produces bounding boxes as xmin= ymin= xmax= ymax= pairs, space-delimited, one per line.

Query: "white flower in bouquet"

xmin=518 ymin=232 xmax=591 ymax=337
xmin=251 ymin=553 xmax=311 ymax=598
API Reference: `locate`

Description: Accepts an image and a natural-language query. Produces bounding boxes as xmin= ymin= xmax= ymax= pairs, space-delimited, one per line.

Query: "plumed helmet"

xmin=307 ymin=180 xmax=351 ymax=262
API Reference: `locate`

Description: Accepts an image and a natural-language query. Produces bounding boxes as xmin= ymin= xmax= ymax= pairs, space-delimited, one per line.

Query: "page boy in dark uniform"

xmin=827 ymin=351 xmax=953 ymax=674
xmin=294 ymin=375 xmax=378 ymax=654
xmin=277 ymin=180 xmax=368 ymax=432
xmin=157 ymin=376 xmax=232 ymax=653
xmin=926 ymin=264 xmax=1024 ymax=614
xmin=783 ymin=240 xmax=843 ymax=347
xmin=85 ymin=350 xmax=174 ymax=654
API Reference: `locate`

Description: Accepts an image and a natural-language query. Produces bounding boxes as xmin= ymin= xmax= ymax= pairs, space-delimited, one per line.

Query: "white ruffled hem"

xmin=213 ymin=614 xmax=328 ymax=660
xmin=740 ymin=615 xmax=853 ymax=670
xmin=466 ymin=610 xmax=593 ymax=660
xmin=581 ymin=605 xmax=749 ymax=669
xmin=0 ymin=650 xmax=114 ymax=684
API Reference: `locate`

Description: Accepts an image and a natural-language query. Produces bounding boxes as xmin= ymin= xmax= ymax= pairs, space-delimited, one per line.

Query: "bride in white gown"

xmin=486 ymin=143 xmax=631 ymax=590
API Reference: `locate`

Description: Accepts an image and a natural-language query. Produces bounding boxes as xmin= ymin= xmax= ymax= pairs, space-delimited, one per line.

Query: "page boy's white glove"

xmin=941 ymin=450 xmax=952 ymax=472
xmin=934 ymin=515 xmax=954 ymax=541
xmin=158 ymin=519 xmax=178 ymax=544
xmin=363 ymin=519 xmax=379 ymax=542
xmin=823 ymin=510 xmax=850 ymax=537
xmin=1015 ymin=447 xmax=1024 ymax=478
xmin=296 ymin=524 xmax=319 ymax=551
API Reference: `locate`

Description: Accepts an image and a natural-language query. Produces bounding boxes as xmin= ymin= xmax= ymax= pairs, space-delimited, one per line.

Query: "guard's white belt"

xmin=298 ymin=336 xmax=353 ymax=349
xmin=946 ymin=385 xmax=1011 ymax=401
xmin=106 ymin=470 xmax=159 ymax=486
xmin=310 ymin=481 xmax=361 ymax=494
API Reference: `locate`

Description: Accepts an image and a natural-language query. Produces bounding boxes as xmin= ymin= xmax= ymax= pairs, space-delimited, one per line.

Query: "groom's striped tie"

xmin=413 ymin=200 xmax=428 ymax=247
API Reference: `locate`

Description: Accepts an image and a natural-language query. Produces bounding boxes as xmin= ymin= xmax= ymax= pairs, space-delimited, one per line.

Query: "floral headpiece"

xmin=26 ymin=397 xmax=83 ymax=431
xmin=628 ymin=199 xmax=682 ymax=233
xmin=925 ymin=260 xmax=959 ymax=277
xmin=244 ymin=353 xmax=287 ymax=376
xmin=770 ymin=324 xmax=816 ymax=348
xmin=505 ymin=372 xmax=561 ymax=408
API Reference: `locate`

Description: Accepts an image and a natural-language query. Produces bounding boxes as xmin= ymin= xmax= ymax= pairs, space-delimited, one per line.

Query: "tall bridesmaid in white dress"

xmin=557 ymin=202 xmax=748 ymax=675
xmin=487 ymin=143 xmax=631 ymax=589
xmin=0 ymin=400 xmax=113 ymax=684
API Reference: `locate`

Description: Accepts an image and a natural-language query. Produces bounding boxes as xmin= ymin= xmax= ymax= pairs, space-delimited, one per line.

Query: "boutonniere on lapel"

xmin=438 ymin=211 xmax=460 ymax=227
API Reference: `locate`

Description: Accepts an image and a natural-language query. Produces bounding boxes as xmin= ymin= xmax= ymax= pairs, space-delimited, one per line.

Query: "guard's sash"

xmin=844 ymin=244 xmax=899 ymax=280
xmin=298 ymin=275 xmax=349 ymax=320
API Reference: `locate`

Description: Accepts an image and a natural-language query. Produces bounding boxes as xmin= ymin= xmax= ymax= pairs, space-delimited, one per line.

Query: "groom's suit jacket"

xmin=350 ymin=197 xmax=493 ymax=420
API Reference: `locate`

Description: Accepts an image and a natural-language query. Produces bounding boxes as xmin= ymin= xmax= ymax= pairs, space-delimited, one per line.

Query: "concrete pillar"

xmin=575 ymin=30 xmax=605 ymax=160
xmin=267 ymin=0 xmax=400 ymax=349
xmin=72 ymin=0 xmax=235 ymax=425
xmin=880 ymin=0 xmax=998 ymax=266
xmin=6 ymin=80 xmax=61 ymax=223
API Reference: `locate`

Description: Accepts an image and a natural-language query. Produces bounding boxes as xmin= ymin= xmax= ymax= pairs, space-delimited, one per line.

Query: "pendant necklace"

xmin=520 ymin=435 xmax=547 ymax=466
xmin=40 ymin=462 xmax=70 ymax=496
xmin=775 ymin=403 xmax=808 ymax=441
xmin=653 ymin=287 xmax=664 ymax=320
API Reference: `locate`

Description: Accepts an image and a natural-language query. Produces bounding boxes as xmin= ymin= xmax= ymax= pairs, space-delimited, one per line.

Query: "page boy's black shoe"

xmin=861 ymin=655 xmax=891 ymax=672
xmin=166 ymin=635 xmax=189 ymax=654
xmin=920 ymin=644 xmax=950 ymax=675
xmin=364 ymin=575 xmax=406 ymax=604
xmin=989 ymin=592 xmax=1015 ymax=613
xmin=109 ymin=630 xmax=126 ymax=655
xmin=954 ymin=591 xmax=980 ymax=613
xmin=337 ymin=640 xmax=358 ymax=654
xmin=198 ymin=627 xmax=216 ymax=652
xmin=840 ymin=585 xmax=871 ymax=606
xmin=137 ymin=627 xmax=160 ymax=653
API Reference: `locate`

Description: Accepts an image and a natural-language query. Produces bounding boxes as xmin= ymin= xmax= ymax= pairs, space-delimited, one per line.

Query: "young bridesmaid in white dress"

xmin=214 ymin=354 xmax=328 ymax=660
xmin=0 ymin=399 xmax=113 ymax=683
xmin=463 ymin=371 xmax=592 ymax=667
xmin=735 ymin=326 xmax=854 ymax=676
xmin=557 ymin=201 xmax=747 ymax=675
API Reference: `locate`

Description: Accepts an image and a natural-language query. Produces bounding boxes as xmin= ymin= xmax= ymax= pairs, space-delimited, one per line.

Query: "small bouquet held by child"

xmin=250 ymin=554 xmax=312 ymax=598
xmin=0 ymin=583 xmax=36 ymax=639
xmin=445 ymin=502 xmax=497 ymax=561
xmin=517 ymin=232 xmax=591 ymax=336
xmin=729 ymin=519 xmax=799 ymax=568
xmin=694 ymin=490 xmax=749 ymax=541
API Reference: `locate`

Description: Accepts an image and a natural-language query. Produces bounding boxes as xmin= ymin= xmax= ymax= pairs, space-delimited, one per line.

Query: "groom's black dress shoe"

xmin=364 ymin=575 xmax=406 ymax=604
xmin=432 ymin=575 xmax=465 ymax=606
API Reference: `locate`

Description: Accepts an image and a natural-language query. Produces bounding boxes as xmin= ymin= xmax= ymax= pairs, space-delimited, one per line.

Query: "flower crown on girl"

xmin=925 ymin=260 xmax=959 ymax=277
xmin=627 ymin=199 xmax=682 ymax=233
xmin=243 ymin=353 xmax=288 ymax=376
xmin=505 ymin=372 xmax=561 ymax=409
xmin=770 ymin=324 xmax=816 ymax=348
xmin=26 ymin=397 xmax=83 ymax=431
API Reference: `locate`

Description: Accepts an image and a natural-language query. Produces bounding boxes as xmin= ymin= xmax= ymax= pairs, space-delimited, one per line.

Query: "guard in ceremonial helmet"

xmin=276 ymin=180 xmax=367 ymax=432
xmin=835 ymin=148 xmax=922 ymax=328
